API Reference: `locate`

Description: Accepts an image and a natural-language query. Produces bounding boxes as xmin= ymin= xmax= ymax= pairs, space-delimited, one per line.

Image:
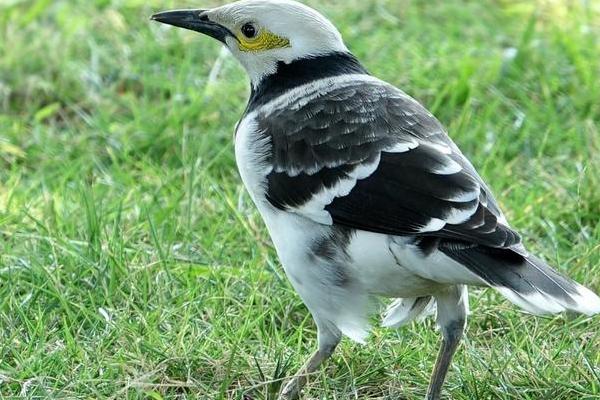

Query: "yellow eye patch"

xmin=237 ymin=29 xmax=290 ymax=52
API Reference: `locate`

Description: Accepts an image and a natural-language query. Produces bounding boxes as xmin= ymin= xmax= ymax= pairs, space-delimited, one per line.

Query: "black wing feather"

xmin=256 ymin=78 xmax=521 ymax=249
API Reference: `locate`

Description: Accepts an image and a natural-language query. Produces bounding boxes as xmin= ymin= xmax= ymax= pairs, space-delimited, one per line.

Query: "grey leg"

xmin=426 ymin=285 xmax=468 ymax=400
xmin=280 ymin=322 xmax=341 ymax=400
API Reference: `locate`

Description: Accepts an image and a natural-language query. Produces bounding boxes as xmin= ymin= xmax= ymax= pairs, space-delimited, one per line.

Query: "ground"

xmin=1 ymin=0 xmax=599 ymax=398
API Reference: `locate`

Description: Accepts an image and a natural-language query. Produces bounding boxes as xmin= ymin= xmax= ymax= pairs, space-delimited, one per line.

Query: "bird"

xmin=151 ymin=1 xmax=600 ymax=399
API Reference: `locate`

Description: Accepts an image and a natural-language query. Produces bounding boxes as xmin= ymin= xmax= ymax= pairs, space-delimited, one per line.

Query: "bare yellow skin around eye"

xmin=237 ymin=29 xmax=290 ymax=52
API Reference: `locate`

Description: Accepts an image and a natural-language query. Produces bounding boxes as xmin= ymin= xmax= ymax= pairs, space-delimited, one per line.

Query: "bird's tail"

xmin=440 ymin=245 xmax=600 ymax=315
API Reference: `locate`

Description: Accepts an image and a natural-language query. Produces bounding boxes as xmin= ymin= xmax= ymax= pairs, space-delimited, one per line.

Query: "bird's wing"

xmin=255 ymin=76 xmax=521 ymax=249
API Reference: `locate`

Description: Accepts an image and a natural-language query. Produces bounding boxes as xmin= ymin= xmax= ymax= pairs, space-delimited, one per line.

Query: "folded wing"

xmin=256 ymin=77 xmax=521 ymax=250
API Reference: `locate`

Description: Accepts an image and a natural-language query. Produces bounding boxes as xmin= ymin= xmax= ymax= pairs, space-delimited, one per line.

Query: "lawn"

xmin=1 ymin=0 xmax=599 ymax=398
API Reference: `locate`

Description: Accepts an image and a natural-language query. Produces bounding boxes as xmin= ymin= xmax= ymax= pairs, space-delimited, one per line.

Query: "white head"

xmin=152 ymin=0 xmax=348 ymax=86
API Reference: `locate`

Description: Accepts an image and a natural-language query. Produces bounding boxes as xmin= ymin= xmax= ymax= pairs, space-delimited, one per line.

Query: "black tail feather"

xmin=439 ymin=241 xmax=600 ymax=315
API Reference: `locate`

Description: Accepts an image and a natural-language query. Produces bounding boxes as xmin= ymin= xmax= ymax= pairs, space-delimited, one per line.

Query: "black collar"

xmin=246 ymin=52 xmax=369 ymax=112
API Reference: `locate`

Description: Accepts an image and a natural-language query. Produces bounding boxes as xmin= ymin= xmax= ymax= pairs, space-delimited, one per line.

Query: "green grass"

xmin=1 ymin=0 xmax=600 ymax=398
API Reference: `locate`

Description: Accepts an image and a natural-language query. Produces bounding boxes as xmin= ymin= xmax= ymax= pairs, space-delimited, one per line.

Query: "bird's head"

xmin=152 ymin=0 xmax=348 ymax=86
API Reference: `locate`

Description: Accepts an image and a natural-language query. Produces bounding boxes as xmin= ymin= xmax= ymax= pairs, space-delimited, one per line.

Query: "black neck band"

xmin=246 ymin=52 xmax=368 ymax=111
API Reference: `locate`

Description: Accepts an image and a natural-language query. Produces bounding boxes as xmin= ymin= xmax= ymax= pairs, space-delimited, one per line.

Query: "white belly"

xmin=345 ymin=230 xmax=443 ymax=297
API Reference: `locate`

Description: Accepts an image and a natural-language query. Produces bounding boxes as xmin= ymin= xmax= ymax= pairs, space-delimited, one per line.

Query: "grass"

xmin=1 ymin=0 xmax=600 ymax=398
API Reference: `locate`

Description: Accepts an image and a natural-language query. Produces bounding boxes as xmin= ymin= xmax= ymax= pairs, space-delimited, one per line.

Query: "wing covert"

xmin=255 ymin=76 xmax=520 ymax=249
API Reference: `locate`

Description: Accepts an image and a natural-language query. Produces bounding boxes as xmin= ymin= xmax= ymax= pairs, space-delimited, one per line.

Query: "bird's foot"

xmin=279 ymin=376 xmax=302 ymax=400
xmin=424 ymin=392 xmax=440 ymax=400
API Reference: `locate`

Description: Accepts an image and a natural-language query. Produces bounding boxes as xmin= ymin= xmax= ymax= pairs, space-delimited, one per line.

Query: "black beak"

xmin=151 ymin=9 xmax=234 ymax=44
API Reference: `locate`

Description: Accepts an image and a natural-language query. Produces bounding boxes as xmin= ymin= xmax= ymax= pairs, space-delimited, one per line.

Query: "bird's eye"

xmin=241 ymin=23 xmax=257 ymax=39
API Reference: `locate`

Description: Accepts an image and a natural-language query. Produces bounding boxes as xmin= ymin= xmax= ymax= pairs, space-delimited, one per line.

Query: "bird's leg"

xmin=280 ymin=323 xmax=341 ymax=400
xmin=426 ymin=285 xmax=468 ymax=400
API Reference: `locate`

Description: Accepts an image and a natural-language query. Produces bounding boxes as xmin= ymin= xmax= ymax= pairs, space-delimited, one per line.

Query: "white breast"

xmin=234 ymin=114 xmax=272 ymax=208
